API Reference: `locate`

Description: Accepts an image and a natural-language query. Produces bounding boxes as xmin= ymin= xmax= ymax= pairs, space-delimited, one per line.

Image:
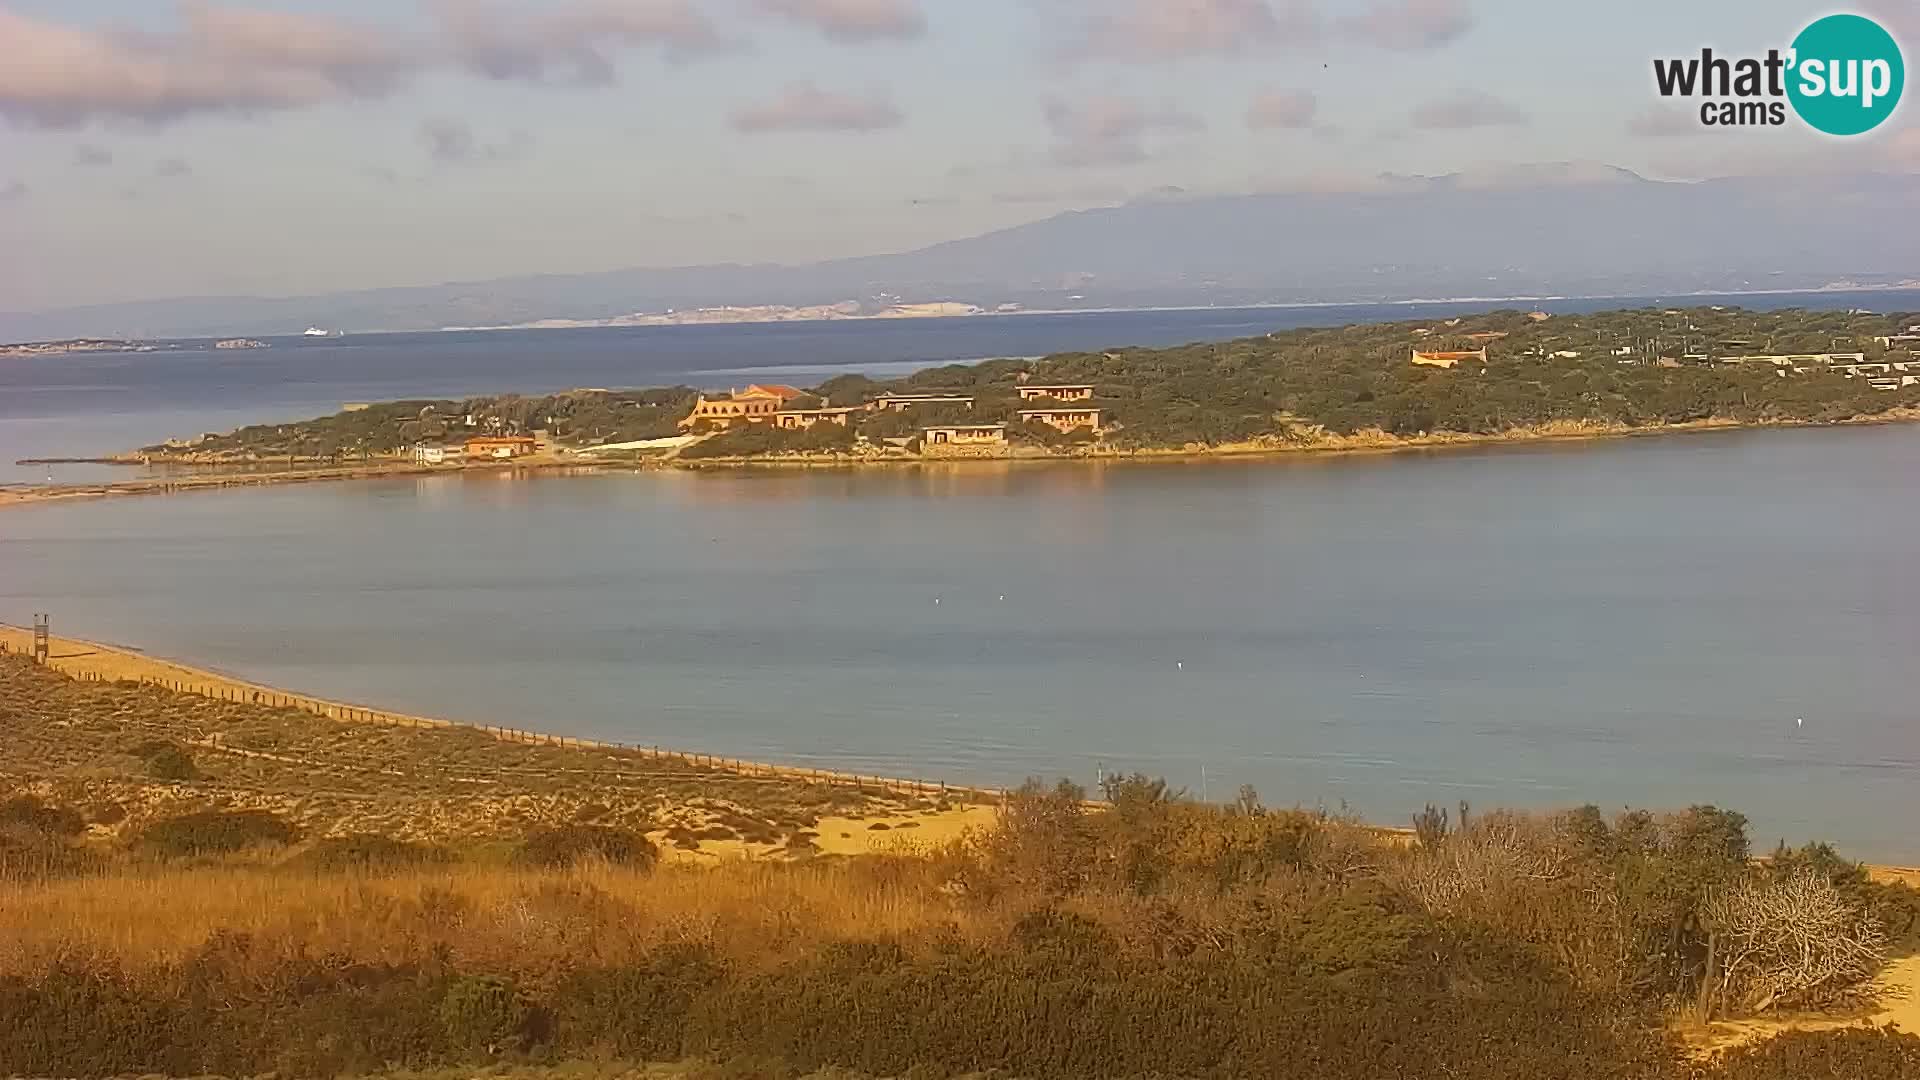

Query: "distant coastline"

xmin=435 ymin=282 xmax=1920 ymax=334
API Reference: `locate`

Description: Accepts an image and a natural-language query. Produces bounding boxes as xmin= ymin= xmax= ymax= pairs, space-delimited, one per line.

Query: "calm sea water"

xmin=3 ymin=427 xmax=1916 ymax=859
xmin=6 ymin=290 xmax=1916 ymax=484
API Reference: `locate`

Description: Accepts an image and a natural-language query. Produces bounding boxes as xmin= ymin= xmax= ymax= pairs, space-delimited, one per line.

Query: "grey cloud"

xmin=0 ymin=180 xmax=26 ymax=201
xmin=155 ymin=157 xmax=193 ymax=177
xmin=732 ymin=83 xmax=904 ymax=132
xmin=433 ymin=0 xmax=731 ymax=85
xmin=73 ymin=144 xmax=114 ymax=167
xmin=1628 ymin=105 xmax=1705 ymax=138
xmin=1044 ymin=96 xmax=1202 ymax=167
xmin=1408 ymin=89 xmax=1528 ymax=129
xmin=420 ymin=118 xmax=533 ymax=163
xmin=1059 ymin=0 xmax=1320 ymax=62
xmin=756 ymin=0 xmax=926 ymax=42
xmin=1246 ymin=89 xmax=1316 ymax=129
xmin=1337 ymin=0 xmax=1473 ymax=50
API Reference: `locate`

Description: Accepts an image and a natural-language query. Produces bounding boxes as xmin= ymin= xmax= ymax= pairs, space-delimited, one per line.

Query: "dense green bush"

xmin=285 ymin=834 xmax=456 ymax=873
xmin=514 ymin=825 xmax=658 ymax=869
xmin=1705 ymin=1026 xmax=1920 ymax=1079
xmin=131 ymin=810 xmax=297 ymax=857
xmin=0 ymin=793 xmax=86 ymax=836
xmin=679 ymin=422 xmax=855 ymax=459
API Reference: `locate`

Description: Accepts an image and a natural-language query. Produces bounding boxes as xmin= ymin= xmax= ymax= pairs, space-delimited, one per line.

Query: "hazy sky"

xmin=2 ymin=0 xmax=1916 ymax=310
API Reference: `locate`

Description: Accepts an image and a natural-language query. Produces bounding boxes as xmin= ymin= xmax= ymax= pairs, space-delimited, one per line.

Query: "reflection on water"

xmin=3 ymin=425 xmax=1918 ymax=860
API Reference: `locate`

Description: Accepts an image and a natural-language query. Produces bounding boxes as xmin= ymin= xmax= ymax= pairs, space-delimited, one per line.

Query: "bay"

xmin=3 ymin=424 xmax=1915 ymax=860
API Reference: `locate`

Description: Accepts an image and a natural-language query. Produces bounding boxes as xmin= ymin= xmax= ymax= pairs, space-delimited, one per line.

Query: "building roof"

xmin=1018 ymin=407 xmax=1100 ymax=414
xmin=741 ymin=384 xmax=806 ymax=401
xmin=1021 ymin=383 xmax=1094 ymax=390
xmin=465 ymin=434 xmax=536 ymax=444
xmin=920 ymin=422 xmax=1006 ymax=431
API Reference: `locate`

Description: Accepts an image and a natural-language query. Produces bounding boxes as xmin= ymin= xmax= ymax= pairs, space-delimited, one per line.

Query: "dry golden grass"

xmin=0 ymin=858 xmax=976 ymax=985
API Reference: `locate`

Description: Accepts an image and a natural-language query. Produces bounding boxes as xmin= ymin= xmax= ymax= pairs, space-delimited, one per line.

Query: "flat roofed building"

xmin=1016 ymin=384 xmax=1095 ymax=401
xmin=771 ymin=407 xmax=861 ymax=430
xmin=1411 ymin=348 xmax=1488 ymax=368
xmin=870 ymin=393 xmax=975 ymax=412
xmin=1019 ymin=408 xmax=1102 ymax=432
xmin=464 ymin=436 xmax=537 ymax=459
xmin=925 ymin=420 xmax=1013 ymax=445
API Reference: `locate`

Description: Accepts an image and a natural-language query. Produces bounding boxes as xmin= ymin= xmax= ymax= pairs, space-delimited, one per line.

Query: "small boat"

xmin=303 ymin=326 xmax=330 ymax=337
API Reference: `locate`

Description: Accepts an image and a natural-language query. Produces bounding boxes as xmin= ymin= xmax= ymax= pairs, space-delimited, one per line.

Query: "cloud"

xmin=1044 ymin=95 xmax=1203 ymax=166
xmin=1885 ymin=128 xmax=1920 ymax=171
xmin=0 ymin=180 xmax=26 ymax=202
xmin=73 ymin=144 xmax=114 ymax=167
xmin=154 ymin=157 xmax=193 ymax=177
xmin=433 ymin=0 xmax=730 ymax=85
xmin=731 ymin=83 xmax=903 ymax=132
xmin=1337 ymin=0 xmax=1473 ymax=50
xmin=419 ymin=118 xmax=533 ymax=163
xmin=0 ymin=2 xmax=728 ymax=129
xmin=1246 ymin=88 xmax=1316 ymax=129
xmin=1059 ymin=0 xmax=1320 ymax=61
xmin=1408 ymin=89 xmax=1527 ymax=129
xmin=755 ymin=0 xmax=925 ymax=41
xmin=1627 ymin=105 xmax=1705 ymax=138
xmin=0 ymin=4 xmax=418 ymax=129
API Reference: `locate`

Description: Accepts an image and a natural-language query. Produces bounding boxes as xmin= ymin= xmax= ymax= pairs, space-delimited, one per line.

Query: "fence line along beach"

xmin=0 ymin=623 xmax=1010 ymax=806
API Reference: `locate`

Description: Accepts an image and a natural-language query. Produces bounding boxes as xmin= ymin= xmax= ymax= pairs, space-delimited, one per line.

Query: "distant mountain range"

xmin=5 ymin=164 xmax=1917 ymax=341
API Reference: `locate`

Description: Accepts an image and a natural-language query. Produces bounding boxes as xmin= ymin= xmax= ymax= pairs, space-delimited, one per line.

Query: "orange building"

xmin=741 ymin=384 xmax=806 ymax=402
xmin=679 ymin=386 xmax=790 ymax=429
xmin=1019 ymin=408 xmax=1102 ymax=432
xmin=464 ymin=435 xmax=537 ymax=459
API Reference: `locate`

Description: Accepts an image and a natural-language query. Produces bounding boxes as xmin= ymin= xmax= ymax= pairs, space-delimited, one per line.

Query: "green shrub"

xmin=285 ymin=834 xmax=455 ymax=873
xmin=1707 ymin=1026 xmax=1920 ymax=1079
xmin=514 ymin=825 xmax=657 ymax=869
xmin=144 ymin=745 xmax=202 ymax=782
xmin=123 ymin=738 xmax=202 ymax=781
xmin=437 ymin=975 xmax=530 ymax=1053
xmin=0 ymin=827 xmax=103 ymax=881
xmin=132 ymin=810 xmax=297 ymax=858
xmin=0 ymin=794 xmax=85 ymax=836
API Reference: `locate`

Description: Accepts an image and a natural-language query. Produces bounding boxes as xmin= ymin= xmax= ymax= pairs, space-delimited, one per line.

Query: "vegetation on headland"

xmin=130 ymin=306 xmax=1920 ymax=466
xmin=3 ymin=651 xmax=1919 ymax=1079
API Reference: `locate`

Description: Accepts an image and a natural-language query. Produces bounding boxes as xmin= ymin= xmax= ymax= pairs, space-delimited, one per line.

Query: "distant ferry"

xmin=303 ymin=326 xmax=332 ymax=337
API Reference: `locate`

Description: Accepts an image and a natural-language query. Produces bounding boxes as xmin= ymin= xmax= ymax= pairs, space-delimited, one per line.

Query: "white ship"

xmin=303 ymin=326 xmax=331 ymax=337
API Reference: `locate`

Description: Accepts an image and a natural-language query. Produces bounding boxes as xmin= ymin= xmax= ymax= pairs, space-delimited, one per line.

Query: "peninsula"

xmin=110 ymin=305 xmax=1920 ymax=472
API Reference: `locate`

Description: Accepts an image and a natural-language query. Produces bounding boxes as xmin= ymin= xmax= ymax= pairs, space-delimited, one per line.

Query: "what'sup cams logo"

xmin=1653 ymin=13 xmax=1904 ymax=135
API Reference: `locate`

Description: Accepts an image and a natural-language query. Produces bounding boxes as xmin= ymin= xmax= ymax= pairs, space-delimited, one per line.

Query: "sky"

xmin=1 ymin=0 xmax=1916 ymax=311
